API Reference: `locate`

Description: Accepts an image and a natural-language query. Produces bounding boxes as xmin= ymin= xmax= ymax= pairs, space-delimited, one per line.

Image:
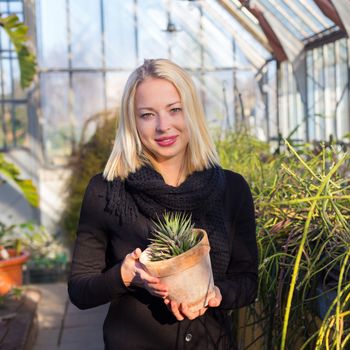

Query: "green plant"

xmin=215 ymin=130 xmax=283 ymax=201
xmin=0 ymin=14 xmax=36 ymax=88
xmin=215 ymin=131 xmax=350 ymax=349
xmin=0 ymin=222 xmax=67 ymax=261
xmin=253 ymin=142 xmax=349 ymax=349
xmin=23 ymin=224 xmax=68 ymax=271
xmin=61 ymin=110 xmax=118 ymax=241
xmin=0 ymin=153 xmax=39 ymax=207
xmin=0 ymin=287 xmax=22 ymax=306
xmin=0 ymin=155 xmax=39 ymax=259
xmin=147 ymin=212 xmax=201 ymax=262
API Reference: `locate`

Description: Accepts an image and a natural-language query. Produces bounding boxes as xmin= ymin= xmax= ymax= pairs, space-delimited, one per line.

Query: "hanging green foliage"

xmin=0 ymin=14 xmax=36 ymax=89
xmin=0 ymin=153 xmax=39 ymax=207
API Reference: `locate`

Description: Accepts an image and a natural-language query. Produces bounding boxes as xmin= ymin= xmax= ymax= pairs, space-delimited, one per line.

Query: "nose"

xmin=156 ymin=112 xmax=171 ymax=132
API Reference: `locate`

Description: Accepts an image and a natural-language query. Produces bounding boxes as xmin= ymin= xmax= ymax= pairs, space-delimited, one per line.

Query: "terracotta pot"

xmin=0 ymin=249 xmax=29 ymax=295
xmin=140 ymin=229 xmax=215 ymax=313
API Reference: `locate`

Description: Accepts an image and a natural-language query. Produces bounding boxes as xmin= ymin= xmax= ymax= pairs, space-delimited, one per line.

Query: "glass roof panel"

xmin=201 ymin=1 xmax=270 ymax=69
xmin=283 ymin=1 xmax=323 ymax=34
xmin=253 ymin=0 xmax=340 ymax=41
xmin=218 ymin=0 xmax=271 ymax=52
xmin=291 ymin=1 xmax=335 ymax=30
xmin=170 ymin=3 xmax=203 ymax=68
xmin=258 ymin=0 xmax=310 ymax=39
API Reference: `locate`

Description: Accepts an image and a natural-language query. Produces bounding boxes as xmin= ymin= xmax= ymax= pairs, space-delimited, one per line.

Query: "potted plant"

xmin=139 ymin=212 xmax=215 ymax=313
xmin=23 ymin=224 xmax=69 ymax=283
xmin=0 ymin=223 xmax=30 ymax=295
xmin=0 ymin=153 xmax=39 ymax=295
xmin=0 ymin=13 xmax=37 ymax=297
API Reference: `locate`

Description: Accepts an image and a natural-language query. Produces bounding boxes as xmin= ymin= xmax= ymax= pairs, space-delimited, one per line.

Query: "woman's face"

xmin=135 ymin=77 xmax=189 ymax=165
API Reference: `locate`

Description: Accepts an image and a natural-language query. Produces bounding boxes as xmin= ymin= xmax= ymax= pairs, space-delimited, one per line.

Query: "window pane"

xmin=202 ymin=11 xmax=234 ymax=69
xmin=1 ymin=59 xmax=13 ymax=98
xmin=0 ymin=27 xmax=12 ymax=51
xmin=335 ymin=39 xmax=350 ymax=139
xmin=267 ymin=60 xmax=278 ymax=140
xmin=306 ymin=51 xmax=315 ymax=141
xmin=106 ymin=72 xmax=129 ymax=110
xmin=324 ymin=42 xmax=336 ymax=138
xmin=9 ymin=1 xmax=22 ymax=13
xmin=12 ymin=56 xmax=25 ymax=99
xmin=104 ymin=0 xmax=136 ymax=68
xmin=16 ymin=12 xmax=23 ymax=22
xmin=41 ymin=73 xmax=71 ymax=162
xmin=0 ymin=2 xmax=8 ymax=12
xmin=3 ymin=103 xmax=14 ymax=147
xmin=72 ymin=73 xmax=104 ymax=141
xmin=203 ymin=17 xmax=233 ymax=68
xmin=70 ymin=0 xmax=102 ymax=68
xmin=171 ymin=3 xmax=201 ymax=69
xmin=13 ymin=104 xmax=28 ymax=147
xmin=138 ymin=0 xmax=168 ymax=61
xmin=313 ymin=46 xmax=325 ymax=140
xmin=37 ymin=0 xmax=68 ymax=68
xmin=202 ymin=70 xmax=235 ymax=130
xmin=170 ymin=29 xmax=201 ymax=69
xmin=0 ymin=105 xmax=5 ymax=148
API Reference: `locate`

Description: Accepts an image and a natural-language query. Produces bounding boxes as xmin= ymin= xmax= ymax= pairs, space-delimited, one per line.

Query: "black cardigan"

xmin=68 ymin=170 xmax=258 ymax=350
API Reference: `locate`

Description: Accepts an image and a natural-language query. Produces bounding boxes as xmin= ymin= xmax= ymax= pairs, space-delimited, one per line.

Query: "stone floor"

xmin=32 ymin=283 xmax=108 ymax=350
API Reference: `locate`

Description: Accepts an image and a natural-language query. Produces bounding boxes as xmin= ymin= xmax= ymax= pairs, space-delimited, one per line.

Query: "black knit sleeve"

xmin=215 ymin=171 xmax=258 ymax=310
xmin=68 ymin=175 xmax=129 ymax=309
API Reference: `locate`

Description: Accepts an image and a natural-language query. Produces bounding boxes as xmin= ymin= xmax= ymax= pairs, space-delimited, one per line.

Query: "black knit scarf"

xmin=105 ymin=165 xmax=230 ymax=279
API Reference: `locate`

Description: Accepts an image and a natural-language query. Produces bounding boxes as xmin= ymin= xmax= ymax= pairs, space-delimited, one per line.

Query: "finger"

xmin=142 ymin=279 xmax=168 ymax=297
xmin=179 ymin=303 xmax=196 ymax=321
xmin=147 ymin=285 xmax=168 ymax=295
xmin=132 ymin=248 xmax=142 ymax=259
xmin=198 ymin=307 xmax=208 ymax=316
xmin=208 ymin=286 xmax=222 ymax=307
xmin=138 ymin=271 xmax=161 ymax=285
xmin=145 ymin=282 xmax=168 ymax=293
xmin=214 ymin=286 xmax=222 ymax=297
xmin=170 ymin=301 xmax=184 ymax=321
xmin=208 ymin=298 xmax=219 ymax=307
xmin=146 ymin=289 xmax=168 ymax=298
xmin=147 ymin=280 xmax=168 ymax=289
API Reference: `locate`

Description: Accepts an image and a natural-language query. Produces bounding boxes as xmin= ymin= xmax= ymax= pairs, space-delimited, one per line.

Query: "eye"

xmin=170 ymin=107 xmax=182 ymax=113
xmin=140 ymin=112 xmax=154 ymax=119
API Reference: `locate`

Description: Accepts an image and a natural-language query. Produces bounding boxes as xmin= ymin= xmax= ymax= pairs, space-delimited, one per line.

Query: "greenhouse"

xmin=0 ymin=0 xmax=349 ymax=349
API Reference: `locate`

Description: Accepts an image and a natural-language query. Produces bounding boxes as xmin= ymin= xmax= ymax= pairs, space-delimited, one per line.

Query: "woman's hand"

xmin=120 ymin=248 xmax=168 ymax=298
xmin=164 ymin=286 xmax=222 ymax=321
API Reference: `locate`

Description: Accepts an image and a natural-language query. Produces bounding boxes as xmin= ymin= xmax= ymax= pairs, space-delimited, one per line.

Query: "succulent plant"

xmin=147 ymin=212 xmax=201 ymax=262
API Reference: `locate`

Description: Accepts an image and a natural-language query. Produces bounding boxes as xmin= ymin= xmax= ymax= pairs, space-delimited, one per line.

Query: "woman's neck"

xmin=153 ymin=159 xmax=186 ymax=187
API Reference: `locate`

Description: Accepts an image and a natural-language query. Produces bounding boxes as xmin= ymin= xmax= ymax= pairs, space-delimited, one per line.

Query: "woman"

xmin=68 ymin=59 xmax=258 ymax=349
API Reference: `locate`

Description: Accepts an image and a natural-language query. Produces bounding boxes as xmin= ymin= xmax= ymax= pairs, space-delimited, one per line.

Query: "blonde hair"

xmin=103 ymin=59 xmax=219 ymax=181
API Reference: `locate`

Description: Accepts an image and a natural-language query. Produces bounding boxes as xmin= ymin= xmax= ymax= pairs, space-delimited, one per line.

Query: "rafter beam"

xmin=238 ymin=0 xmax=288 ymax=62
xmin=314 ymin=0 xmax=346 ymax=32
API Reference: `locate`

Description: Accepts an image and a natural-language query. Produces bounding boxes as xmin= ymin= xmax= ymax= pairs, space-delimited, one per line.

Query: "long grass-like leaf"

xmin=280 ymin=151 xmax=348 ymax=350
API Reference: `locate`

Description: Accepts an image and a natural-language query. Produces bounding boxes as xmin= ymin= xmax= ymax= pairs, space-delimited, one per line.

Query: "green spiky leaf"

xmin=148 ymin=212 xmax=201 ymax=261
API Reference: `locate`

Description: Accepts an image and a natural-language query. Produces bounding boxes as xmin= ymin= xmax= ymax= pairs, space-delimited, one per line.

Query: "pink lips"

xmin=155 ymin=135 xmax=178 ymax=147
